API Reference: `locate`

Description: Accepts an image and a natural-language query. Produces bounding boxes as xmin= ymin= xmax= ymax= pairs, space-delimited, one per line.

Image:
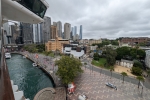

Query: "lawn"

xmin=92 ymin=58 xmax=107 ymax=67
xmin=91 ymin=58 xmax=113 ymax=69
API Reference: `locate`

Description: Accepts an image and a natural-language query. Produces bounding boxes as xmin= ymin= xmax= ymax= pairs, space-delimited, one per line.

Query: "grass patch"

xmin=92 ymin=58 xmax=112 ymax=69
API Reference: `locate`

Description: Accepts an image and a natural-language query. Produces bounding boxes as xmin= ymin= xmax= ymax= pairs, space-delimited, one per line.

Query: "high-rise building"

xmin=80 ymin=25 xmax=82 ymax=39
xmin=10 ymin=25 xmax=20 ymax=44
xmin=53 ymin=22 xmax=57 ymax=26
xmin=3 ymin=22 xmax=10 ymax=44
xmin=33 ymin=24 xmax=42 ymax=44
xmin=57 ymin=21 xmax=62 ymax=37
xmin=41 ymin=16 xmax=51 ymax=43
xmin=64 ymin=23 xmax=71 ymax=39
xmin=20 ymin=23 xmax=33 ymax=44
xmin=74 ymin=26 xmax=77 ymax=36
xmin=70 ymin=27 xmax=74 ymax=39
xmin=51 ymin=25 xmax=57 ymax=39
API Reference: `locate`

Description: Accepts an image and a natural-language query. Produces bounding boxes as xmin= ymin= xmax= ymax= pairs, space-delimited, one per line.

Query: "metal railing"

xmin=0 ymin=48 xmax=15 ymax=100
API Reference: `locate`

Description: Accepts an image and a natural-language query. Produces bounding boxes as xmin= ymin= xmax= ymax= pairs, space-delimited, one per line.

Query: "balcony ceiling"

xmin=2 ymin=0 xmax=44 ymax=24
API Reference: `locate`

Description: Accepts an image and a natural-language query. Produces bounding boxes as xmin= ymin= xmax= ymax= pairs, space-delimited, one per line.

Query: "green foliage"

xmin=92 ymin=58 xmax=107 ymax=67
xmin=104 ymin=47 xmax=117 ymax=66
xmin=93 ymin=53 xmax=100 ymax=61
xmin=139 ymin=42 xmax=146 ymax=46
xmin=36 ymin=44 xmax=45 ymax=52
xmin=131 ymin=67 xmax=142 ymax=76
xmin=56 ymin=56 xmax=83 ymax=84
xmin=23 ymin=44 xmax=38 ymax=53
xmin=116 ymin=47 xmax=146 ymax=60
xmin=136 ymin=76 xmax=144 ymax=88
xmin=111 ymin=40 xmax=119 ymax=46
xmin=116 ymin=47 xmax=130 ymax=60
xmin=133 ymin=60 xmax=143 ymax=68
xmin=121 ymin=72 xmax=128 ymax=76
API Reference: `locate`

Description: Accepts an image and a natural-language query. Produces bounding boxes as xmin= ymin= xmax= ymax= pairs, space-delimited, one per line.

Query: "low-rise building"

xmin=89 ymin=39 xmax=102 ymax=45
xmin=45 ymin=36 xmax=69 ymax=53
xmin=116 ymin=59 xmax=133 ymax=68
xmin=145 ymin=50 xmax=150 ymax=68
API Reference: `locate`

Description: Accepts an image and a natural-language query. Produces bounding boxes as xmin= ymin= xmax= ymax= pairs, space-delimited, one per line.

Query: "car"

xmin=105 ymin=82 xmax=117 ymax=90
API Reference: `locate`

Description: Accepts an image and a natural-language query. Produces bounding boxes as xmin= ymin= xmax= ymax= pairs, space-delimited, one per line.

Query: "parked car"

xmin=105 ymin=82 xmax=117 ymax=90
xmin=78 ymin=94 xmax=88 ymax=100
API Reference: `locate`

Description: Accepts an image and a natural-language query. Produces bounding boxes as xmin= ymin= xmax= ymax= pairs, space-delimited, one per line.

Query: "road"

xmin=82 ymin=58 xmax=150 ymax=89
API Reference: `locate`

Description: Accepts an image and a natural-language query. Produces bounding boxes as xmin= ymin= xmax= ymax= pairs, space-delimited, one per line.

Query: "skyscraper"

xmin=51 ymin=25 xmax=57 ymax=39
xmin=41 ymin=16 xmax=51 ymax=43
xmin=57 ymin=21 xmax=62 ymax=37
xmin=74 ymin=26 xmax=77 ymax=36
xmin=33 ymin=24 xmax=42 ymax=44
xmin=20 ymin=22 xmax=33 ymax=44
xmin=64 ymin=23 xmax=71 ymax=39
xmin=80 ymin=25 xmax=82 ymax=39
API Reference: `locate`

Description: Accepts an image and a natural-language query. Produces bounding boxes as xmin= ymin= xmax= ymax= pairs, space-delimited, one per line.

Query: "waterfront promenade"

xmin=19 ymin=51 xmax=66 ymax=100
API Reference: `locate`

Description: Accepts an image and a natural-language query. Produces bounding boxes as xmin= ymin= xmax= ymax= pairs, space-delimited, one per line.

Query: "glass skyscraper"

xmin=79 ymin=25 xmax=82 ymax=39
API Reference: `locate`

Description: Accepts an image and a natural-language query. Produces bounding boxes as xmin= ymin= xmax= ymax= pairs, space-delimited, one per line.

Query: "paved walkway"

xmin=20 ymin=51 xmax=66 ymax=100
xmin=68 ymin=68 xmax=150 ymax=100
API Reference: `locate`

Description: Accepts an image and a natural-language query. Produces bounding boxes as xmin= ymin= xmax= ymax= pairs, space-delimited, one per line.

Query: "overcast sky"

xmin=45 ymin=0 xmax=150 ymax=39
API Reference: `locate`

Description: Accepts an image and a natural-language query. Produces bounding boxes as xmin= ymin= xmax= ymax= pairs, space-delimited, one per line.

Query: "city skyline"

xmin=45 ymin=0 xmax=150 ymax=39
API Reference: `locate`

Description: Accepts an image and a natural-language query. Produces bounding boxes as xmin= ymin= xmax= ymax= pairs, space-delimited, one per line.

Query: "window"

xmin=17 ymin=0 xmax=47 ymax=18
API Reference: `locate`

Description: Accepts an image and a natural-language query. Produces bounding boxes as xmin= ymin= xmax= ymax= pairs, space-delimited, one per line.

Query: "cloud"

xmin=45 ymin=0 xmax=150 ymax=39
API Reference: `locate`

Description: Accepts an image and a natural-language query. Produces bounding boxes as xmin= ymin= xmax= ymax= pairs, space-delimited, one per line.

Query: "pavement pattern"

xmin=67 ymin=68 xmax=150 ymax=100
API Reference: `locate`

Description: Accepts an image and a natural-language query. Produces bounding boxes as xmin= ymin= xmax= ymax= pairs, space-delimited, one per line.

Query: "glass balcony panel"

xmin=17 ymin=0 xmax=47 ymax=18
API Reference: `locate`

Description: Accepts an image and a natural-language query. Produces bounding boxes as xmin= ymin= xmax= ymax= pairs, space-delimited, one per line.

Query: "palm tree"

xmin=136 ymin=76 xmax=144 ymax=88
xmin=84 ymin=62 xmax=87 ymax=70
xmin=121 ymin=72 xmax=128 ymax=83
xmin=110 ymin=67 xmax=114 ymax=79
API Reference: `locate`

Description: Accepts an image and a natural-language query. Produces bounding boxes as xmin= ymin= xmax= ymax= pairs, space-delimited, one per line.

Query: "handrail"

xmin=0 ymin=36 xmax=15 ymax=100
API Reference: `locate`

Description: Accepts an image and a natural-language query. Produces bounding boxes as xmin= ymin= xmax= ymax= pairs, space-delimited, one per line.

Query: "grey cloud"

xmin=45 ymin=0 xmax=150 ymax=39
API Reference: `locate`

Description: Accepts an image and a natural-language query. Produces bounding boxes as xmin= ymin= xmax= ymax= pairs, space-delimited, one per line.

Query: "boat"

xmin=23 ymin=56 xmax=26 ymax=58
xmin=32 ymin=63 xmax=37 ymax=67
xmin=5 ymin=53 xmax=11 ymax=59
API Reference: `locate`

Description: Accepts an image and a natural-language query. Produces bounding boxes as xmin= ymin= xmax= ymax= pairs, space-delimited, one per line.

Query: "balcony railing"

xmin=0 ymin=47 xmax=15 ymax=100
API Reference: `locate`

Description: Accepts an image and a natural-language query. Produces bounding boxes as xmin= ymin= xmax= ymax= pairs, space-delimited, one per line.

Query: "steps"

xmin=11 ymin=80 xmax=29 ymax=100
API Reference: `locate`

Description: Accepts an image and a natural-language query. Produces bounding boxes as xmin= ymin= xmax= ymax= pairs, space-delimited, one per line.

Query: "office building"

xmin=3 ymin=22 xmax=10 ymax=44
xmin=64 ymin=23 xmax=71 ymax=39
xmin=20 ymin=22 xmax=33 ymax=44
xmin=41 ymin=16 xmax=51 ymax=43
xmin=51 ymin=25 xmax=57 ymax=39
xmin=57 ymin=21 xmax=62 ymax=37
xmin=33 ymin=24 xmax=42 ymax=44
xmin=10 ymin=25 xmax=20 ymax=44
xmin=45 ymin=37 xmax=69 ymax=53
xmin=79 ymin=25 xmax=82 ymax=39
xmin=74 ymin=26 xmax=77 ymax=36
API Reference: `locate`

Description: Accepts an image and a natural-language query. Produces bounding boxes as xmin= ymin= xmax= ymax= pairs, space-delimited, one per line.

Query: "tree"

xmin=116 ymin=47 xmax=130 ymax=60
xmin=105 ymin=47 xmax=117 ymax=66
xmin=121 ymin=72 xmax=128 ymax=83
xmin=133 ymin=60 xmax=143 ymax=69
xmin=55 ymin=56 xmax=83 ymax=85
xmin=136 ymin=76 xmax=144 ymax=88
xmin=93 ymin=53 xmax=99 ymax=61
xmin=84 ymin=62 xmax=87 ymax=70
xmin=110 ymin=67 xmax=114 ymax=79
xmin=131 ymin=67 xmax=142 ymax=76
xmin=111 ymin=40 xmax=119 ymax=46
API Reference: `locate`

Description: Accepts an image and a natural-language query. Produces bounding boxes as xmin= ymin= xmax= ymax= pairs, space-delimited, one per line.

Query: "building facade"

xmin=74 ymin=26 xmax=77 ymax=36
xmin=79 ymin=25 xmax=82 ymax=39
xmin=51 ymin=25 xmax=57 ymax=39
xmin=20 ymin=22 xmax=33 ymax=44
xmin=45 ymin=37 xmax=69 ymax=53
xmin=64 ymin=23 xmax=71 ymax=39
xmin=57 ymin=21 xmax=62 ymax=38
xmin=116 ymin=59 xmax=133 ymax=68
xmin=89 ymin=39 xmax=102 ymax=45
xmin=41 ymin=16 xmax=51 ymax=43
xmin=145 ymin=50 xmax=150 ymax=68
xmin=10 ymin=25 xmax=20 ymax=44
xmin=33 ymin=24 xmax=42 ymax=44
xmin=119 ymin=37 xmax=150 ymax=46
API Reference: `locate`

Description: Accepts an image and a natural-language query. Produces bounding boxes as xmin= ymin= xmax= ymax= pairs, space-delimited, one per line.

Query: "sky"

xmin=45 ymin=0 xmax=150 ymax=39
